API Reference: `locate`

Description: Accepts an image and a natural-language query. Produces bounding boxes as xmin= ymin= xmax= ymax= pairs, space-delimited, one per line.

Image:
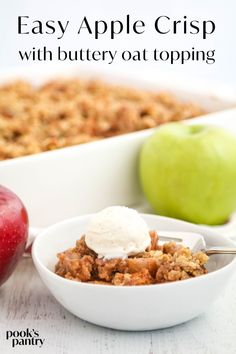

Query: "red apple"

xmin=0 ymin=185 xmax=28 ymax=286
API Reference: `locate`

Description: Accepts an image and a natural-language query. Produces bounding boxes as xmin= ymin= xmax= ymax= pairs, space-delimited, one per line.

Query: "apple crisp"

xmin=55 ymin=231 xmax=209 ymax=285
xmin=0 ymin=79 xmax=204 ymax=160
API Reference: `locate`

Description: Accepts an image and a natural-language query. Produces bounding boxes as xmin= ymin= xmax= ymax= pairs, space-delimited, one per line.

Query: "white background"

xmin=0 ymin=0 xmax=235 ymax=87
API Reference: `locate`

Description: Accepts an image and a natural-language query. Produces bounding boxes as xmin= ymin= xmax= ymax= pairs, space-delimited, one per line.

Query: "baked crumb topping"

xmin=55 ymin=231 xmax=209 ymax=286
xmin=0 ymin=79 xmax=204 ymax=160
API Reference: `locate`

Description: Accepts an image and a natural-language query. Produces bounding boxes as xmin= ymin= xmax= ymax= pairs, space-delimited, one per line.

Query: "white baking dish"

xmin=0 ymin=64 xmax=236 ymax=236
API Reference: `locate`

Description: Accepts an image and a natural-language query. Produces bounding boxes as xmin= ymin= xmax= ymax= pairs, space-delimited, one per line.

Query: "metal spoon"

xmin=158 ymin=231 xmax=236 ymax=255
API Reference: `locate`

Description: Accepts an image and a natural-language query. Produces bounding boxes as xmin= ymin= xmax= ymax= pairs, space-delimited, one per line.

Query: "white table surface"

xmin=1 ymin=255 xmax=236 ymax=354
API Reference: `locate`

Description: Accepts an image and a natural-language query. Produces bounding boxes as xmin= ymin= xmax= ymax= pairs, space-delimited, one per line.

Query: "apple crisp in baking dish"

xmin=55 ymin=231 xmax=208 ymax=286
xmin=0 ymin=79 xmax=204 ymax=160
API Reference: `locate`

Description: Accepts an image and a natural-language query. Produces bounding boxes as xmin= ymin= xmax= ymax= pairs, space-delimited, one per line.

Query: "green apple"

xmin=139 ymin=123 xmax=236 ymax=225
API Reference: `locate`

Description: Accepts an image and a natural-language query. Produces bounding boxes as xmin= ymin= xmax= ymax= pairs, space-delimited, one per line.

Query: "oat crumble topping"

xmin=55 ymin=231 xmax=209 ymax=286
xmin=0 ymin=79 xmax=204 ymax=160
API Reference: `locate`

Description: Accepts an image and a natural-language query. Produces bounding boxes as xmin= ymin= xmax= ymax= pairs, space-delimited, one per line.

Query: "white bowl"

xmin=32 ymin=213 xmax=236 ymax=331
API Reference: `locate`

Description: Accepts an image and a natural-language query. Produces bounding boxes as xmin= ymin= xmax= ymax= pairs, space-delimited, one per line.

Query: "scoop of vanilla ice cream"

xmin=85 ymin=206 xmax=151 ymax=259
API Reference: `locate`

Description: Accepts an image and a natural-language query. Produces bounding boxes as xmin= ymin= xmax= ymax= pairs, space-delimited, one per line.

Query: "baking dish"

xmin=0 ymin=64 xmax=235 ymax=236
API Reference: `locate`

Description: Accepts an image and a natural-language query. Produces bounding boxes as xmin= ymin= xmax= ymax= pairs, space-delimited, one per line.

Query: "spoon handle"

xmin=205 ymin=248 xmax=236 ymax=255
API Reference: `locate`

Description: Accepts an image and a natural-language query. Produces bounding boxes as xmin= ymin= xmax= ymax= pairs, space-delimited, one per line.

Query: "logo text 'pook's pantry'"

xmin=6 ymin=328 xmax=45 ymax=348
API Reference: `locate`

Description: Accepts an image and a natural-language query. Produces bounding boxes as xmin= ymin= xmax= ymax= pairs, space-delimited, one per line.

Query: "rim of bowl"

xmin=32 ymin=213 xmax=236 ymax=290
